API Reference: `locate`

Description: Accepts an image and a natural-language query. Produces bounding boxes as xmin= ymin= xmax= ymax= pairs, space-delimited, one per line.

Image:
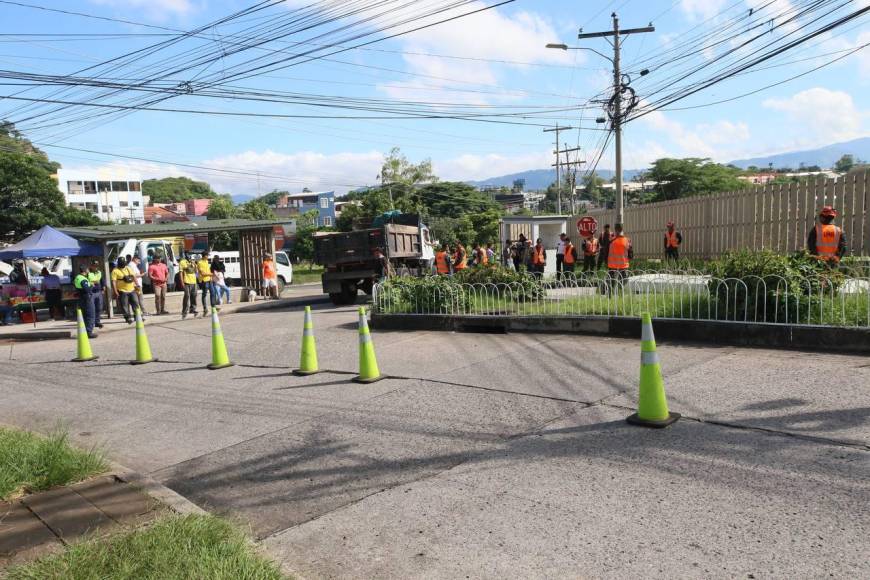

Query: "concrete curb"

xmin=370 ymin=313 xmax=870 ymax=354
xmin=108 ymin=461 xmax=206 ymax=517
xmin=0 ymin=294 xmax=333 ymax=342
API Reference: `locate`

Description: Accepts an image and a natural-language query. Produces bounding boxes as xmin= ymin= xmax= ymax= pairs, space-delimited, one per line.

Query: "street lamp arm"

xmin=545 ymin=43 xmax=613 ymax=63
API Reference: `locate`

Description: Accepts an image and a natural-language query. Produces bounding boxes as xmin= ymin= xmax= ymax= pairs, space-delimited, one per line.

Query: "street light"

xmin=545 ymin=43 xmax=613 ymax=64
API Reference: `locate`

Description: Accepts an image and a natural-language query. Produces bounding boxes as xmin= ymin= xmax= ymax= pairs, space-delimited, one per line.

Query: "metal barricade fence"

xmin=373 ymin=269 xmax=870 ymax=328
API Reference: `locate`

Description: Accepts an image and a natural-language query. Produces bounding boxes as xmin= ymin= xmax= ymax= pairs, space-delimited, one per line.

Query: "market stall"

xmin=0 ymin=226 xmax=102 ymax=326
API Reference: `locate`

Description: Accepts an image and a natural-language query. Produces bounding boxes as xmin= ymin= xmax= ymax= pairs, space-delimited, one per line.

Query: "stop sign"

xmin=577 ymin=216 xmax=598 ymax=238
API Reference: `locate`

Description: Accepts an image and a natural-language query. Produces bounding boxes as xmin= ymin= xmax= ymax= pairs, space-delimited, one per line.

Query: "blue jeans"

xmin=201 ymin=281 xmax=217 ymax=310
xmin=216 ymin=283 xmax=231 ymax=304
xmin=0 ymin=305 xmax=13 ymax=325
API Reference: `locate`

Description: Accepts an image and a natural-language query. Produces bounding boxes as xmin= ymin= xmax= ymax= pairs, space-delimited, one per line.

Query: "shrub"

xmin=454 ymin=263 xmax=545 ymax=301
xmin=378 ymin=275 xmax=471 ymax=313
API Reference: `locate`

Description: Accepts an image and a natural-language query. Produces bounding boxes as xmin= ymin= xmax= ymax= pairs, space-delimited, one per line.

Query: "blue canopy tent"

xmin=0 ymin=225 xmax=101 ymax=260
xmin=0 ymin=226 xmax=102 ymax=327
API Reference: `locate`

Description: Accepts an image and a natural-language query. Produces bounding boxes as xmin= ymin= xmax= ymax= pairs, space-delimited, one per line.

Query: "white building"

xmin=56 ymin=169 xmax=145 ymax=224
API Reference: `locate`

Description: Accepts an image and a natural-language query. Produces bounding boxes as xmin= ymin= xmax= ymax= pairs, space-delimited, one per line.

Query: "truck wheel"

xmin=329 ymin=292 xmax=344 ymax=306
xmin=340 ymin=282 xmax=358 ymax=304
xmin=277 ymin=276 xmax=286 ymax=295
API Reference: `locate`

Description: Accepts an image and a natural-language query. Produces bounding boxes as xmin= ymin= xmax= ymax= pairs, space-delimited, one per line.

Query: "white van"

xmin=210 ymin=250 xmax=293 ymax=293
xmin=105 ymin=239 xmax=179 ymax=291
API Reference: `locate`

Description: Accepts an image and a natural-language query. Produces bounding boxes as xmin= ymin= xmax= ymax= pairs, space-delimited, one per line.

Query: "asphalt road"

xmin=1 ymin=294 xmax=868 ymax=579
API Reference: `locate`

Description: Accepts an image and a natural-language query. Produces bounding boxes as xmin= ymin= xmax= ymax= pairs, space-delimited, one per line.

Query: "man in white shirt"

xmin=129 ymin=256 xmax=147 ymax=317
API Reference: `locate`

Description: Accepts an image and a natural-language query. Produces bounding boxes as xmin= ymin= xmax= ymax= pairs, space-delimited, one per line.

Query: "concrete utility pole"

xmin=575 ymin=14 xmax=654 ymax=225
xmin=543 ymin=125 xmax=574 ymax=214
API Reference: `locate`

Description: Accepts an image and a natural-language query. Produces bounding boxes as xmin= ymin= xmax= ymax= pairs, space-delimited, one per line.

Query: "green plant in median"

xmin=454 ymin=263 xmax=545 ymax=301
xmin=0 ymin=427 xmax=107 ymax=500
xmin=6 ymin=514 xmax=286 ymax=580
xmin=379 ymin=275 xmax=471 ymax=313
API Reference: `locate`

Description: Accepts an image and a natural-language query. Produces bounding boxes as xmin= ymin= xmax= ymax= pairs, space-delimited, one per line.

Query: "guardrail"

xmin=373 ymin=269 xmax=870 ymax=328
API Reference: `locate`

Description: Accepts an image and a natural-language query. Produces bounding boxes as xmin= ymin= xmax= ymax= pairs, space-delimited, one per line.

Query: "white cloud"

xmin=377 ymin=3 xmax=573 ymax=104
xmin=89 ymin=0 xmax=197 ymax=20
xmin=435 ymin=151 xmax=552 ymax=181
xmin=680 ymin=0 xmax=728 ymax=21
xmin=635 ymin=108 xmax=753 ymax=162
xmin=763 ymin=87 xmax=867 ymax=143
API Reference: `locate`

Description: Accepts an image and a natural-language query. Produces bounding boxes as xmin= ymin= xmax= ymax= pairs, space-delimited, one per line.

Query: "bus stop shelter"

xmin=61 ymin=219 xmax=287 ymax=318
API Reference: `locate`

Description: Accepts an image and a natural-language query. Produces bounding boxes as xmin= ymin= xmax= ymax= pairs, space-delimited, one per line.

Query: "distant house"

xmin=56 ymin=169 xmax=145 ymax=224
xmin=144 ymin=206 xmax=189 ymax=224
xmin=275 ymin=191 xmax=336 ymax=227
xmin=738 ymin=173 xmax=778 ymax=185
xmin=184 ymin=198 xmax=213 ymax=216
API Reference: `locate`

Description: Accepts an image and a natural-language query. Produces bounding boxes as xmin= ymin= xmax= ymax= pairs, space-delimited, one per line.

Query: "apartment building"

xmin=57 ymin=169 xmax=145 ymax=224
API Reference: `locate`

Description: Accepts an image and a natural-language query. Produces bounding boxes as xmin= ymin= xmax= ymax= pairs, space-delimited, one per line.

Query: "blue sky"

xmin=1 ymin=0 xmax=868 ymax=195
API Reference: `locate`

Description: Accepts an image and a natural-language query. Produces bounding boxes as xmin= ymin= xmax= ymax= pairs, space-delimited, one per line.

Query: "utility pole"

xmin=552 ymin=144 xmax=583 ymax=214
xmin=575 ymin=14 xmax=654 ymax=225
xmin=543 ymin=125 xmax=574 ymax=214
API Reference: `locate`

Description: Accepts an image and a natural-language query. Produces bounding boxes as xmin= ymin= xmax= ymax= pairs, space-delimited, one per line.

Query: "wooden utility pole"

xmin=543 ymin=125 xmax=574 ymax=214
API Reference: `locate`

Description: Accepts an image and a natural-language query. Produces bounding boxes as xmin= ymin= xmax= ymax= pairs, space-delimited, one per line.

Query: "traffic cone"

xmin=71 ymin=308 xmax=97 ymax=362
xmin=206 ymin=309 xmax=233 ymax=370
xmin=292 ymin=306 xmax=320 ymax=376
xmin=626 ymin=312 xmax=680 ymax=428
xmin=130 ymin=308 xmax=155 ymax=365
xmin=352 ymin=307 xmax=382 ymax=383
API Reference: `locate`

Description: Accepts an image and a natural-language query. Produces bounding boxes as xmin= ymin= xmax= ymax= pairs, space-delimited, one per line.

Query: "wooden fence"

xmin=580 ymin=170 xmax=870 ymax=259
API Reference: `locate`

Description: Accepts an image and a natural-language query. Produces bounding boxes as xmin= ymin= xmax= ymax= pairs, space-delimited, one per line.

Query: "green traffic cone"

xmin=352 ymin=307 xmax=382 ymax=383
xmin=71 ymin=308 xmax=97 ymax=362
xmin=130 ymin=308 xmax=155 ymax=365
xmin=207 ymin=309 xmax=233 ymax=370
xmin=293 ymin=306 xmax=320 ymax=376
xmin=627 ymin=312 xmax=680 ymax=428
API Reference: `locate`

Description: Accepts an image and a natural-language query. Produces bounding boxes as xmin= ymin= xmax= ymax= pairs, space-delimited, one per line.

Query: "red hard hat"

xmin=820 ymin=206 xmax=837 ymax=218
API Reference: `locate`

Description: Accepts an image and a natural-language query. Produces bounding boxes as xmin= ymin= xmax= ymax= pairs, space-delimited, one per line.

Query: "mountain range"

xmin=469 ymin=137 xmax=870 ymax=190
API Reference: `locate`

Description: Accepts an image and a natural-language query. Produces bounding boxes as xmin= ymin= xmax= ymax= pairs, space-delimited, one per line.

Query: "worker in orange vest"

xmin=434 ymin=244 xmax=452 ymax=275
xmin=808 ymin=206 xmax=847 ymax=264
xmin=531 ymin=237 xmax=546 ymax=277
xmin=453 ymin=243 xmax=468 ymax=272
xmin=562 ymin=237 xmax=577 ymax=276
xmin=664 ymin=221 xmax=682 ymax=262
xmin=607 ymin=223 xmax=633 ymax=290
xmin=582 ymin=232 xmax=599 ymax=272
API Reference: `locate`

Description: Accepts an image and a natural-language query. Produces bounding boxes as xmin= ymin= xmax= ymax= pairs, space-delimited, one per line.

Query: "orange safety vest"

xmin=454 ymin=249 xmax=467 ymax=270
xmin=666 ymin=230 xmax=680 ymax=249
xmin=532 ymin=244 xmax=546 ymax=265
xmin=563 ymin=243 xmax=575 ymax=265
xmin=815 ymin=223 xmax=841 ymax=260
xmin=608 ymin=235 xmax=631 ymax=270
xmin=263 ymin=259 xmax=276 ymax=279
xmin=435 ymin=251 xmax=450 ymax=274
xmin=584 ymin=237 xmax=599 ymax=256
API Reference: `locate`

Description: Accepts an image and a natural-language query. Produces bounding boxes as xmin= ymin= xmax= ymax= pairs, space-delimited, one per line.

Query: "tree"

xmin=205 ymin=196 xmax=236 ymax=220
xmin=379 ymin=147 xmax=437 ymax=187
xmin=835 ymin=154 xmax=855 ymax=173
xmin=647 ymin=158 xmax=745 ymax=202
xmin=291 ymin=210 xmax=319 ymax=266
xmin=0 ymin=121 xmax=59 ymax=174
xmin=0 ymin=151 xmax=100 ymax=241
xmin=142 ymin=176 xmax=219 ymax=203
xmin=257 ymin=189 xmax=286 ymax=207
xmin=238 ymin=199 xmax=276 ymax=220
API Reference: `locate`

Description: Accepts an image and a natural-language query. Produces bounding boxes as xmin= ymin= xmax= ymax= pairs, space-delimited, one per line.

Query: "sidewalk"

xmin=0 ymin=284 xmax=328 ymax=341
xmin=0 ymin=476 xmax=163 ymax=568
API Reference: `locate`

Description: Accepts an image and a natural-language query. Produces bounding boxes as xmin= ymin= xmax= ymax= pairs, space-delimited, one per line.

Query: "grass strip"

xmin=0 ymin=427 xmax=107 ymax=500
xmin=5 ymin=513 xmax=286 ymax=580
